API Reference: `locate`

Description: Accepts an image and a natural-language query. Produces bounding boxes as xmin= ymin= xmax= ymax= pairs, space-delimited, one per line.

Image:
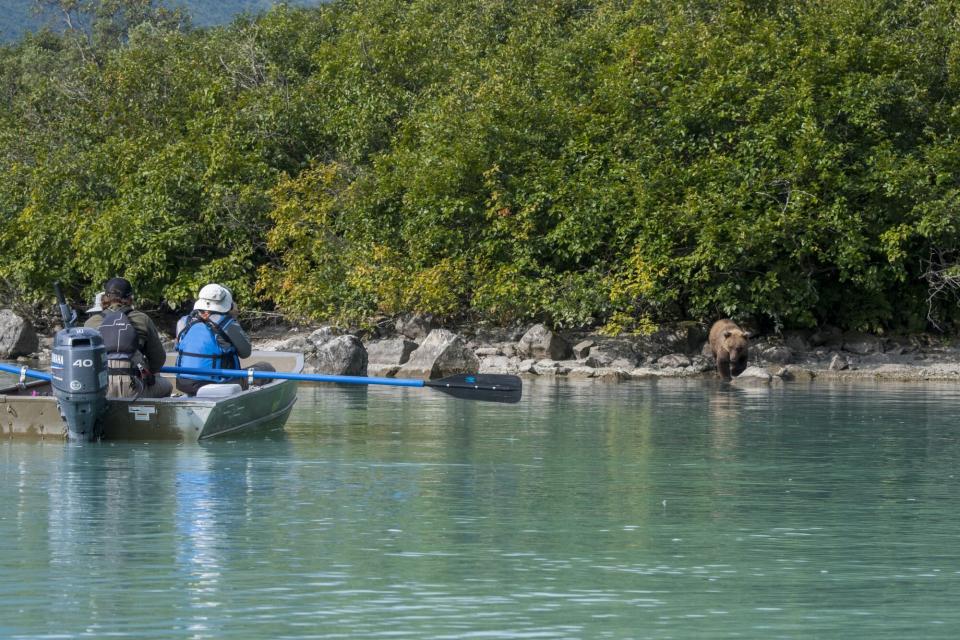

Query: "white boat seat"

xmin=195 ymin=383 xmax=242 ymax=398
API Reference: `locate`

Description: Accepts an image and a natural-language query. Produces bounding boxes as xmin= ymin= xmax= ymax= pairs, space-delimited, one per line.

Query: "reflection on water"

xmin=3 ymin=378 xmax=960 ymax=638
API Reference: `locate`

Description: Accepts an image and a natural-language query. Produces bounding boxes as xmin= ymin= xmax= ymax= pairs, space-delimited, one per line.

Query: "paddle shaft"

xmin=0 ymin=363 xmax=522 ymax=402
xmin=0 ymin=363 xmax=52 ymax=382
xmin=161 ymin=365 xmax=428 ymax=388
xmin=3 ymin=363 xmax=464 ymax=390
xmin=161 ymin=365 xmax=522 ymax=402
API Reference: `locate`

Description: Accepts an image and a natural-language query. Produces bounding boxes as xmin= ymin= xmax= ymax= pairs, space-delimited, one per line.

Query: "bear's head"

xmin=722 ymin=329 xmax=750 ymax=376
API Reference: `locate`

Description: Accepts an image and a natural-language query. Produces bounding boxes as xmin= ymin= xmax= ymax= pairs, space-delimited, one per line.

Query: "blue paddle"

xmin=160 ymin=365 xmax=523 ymax=403
xmin=0 ymin=363 xmax=52 ymax=382
xmin=1 ymin=363 xmax=522 ymax=403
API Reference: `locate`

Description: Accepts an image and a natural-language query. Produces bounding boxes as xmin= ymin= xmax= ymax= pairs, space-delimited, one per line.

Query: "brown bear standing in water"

xmin=708 ymin=319 xmax=750 ymax=380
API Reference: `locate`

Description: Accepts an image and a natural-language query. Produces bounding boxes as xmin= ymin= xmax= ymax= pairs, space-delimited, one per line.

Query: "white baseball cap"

xmin=193 ymin=283 xmax=233 ymax=313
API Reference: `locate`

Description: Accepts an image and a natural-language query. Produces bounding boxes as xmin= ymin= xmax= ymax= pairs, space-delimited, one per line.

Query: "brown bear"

xmin=708 ymin=319 xmax=750 ymax=380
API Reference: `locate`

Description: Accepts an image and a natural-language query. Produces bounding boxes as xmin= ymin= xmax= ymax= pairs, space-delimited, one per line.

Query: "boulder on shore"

xmin=366 ymin=337 xmax=419 ymax=377
xmin=305 ymin=335 xmax=367 ymax=375
xmin=395 ymin=313 xmax=438 ymax=340
xmin=397 ymin=329 xmax=479 ymax=379
xmin=0 ymin=309 xmax=38 ymax=358
xmin=366 ymin=337 xmax=418 ymax=366
xmin=583 ymin=339 xmax=638 ymax=368
xmin=517 ymin=324 xmax=571 ymax=361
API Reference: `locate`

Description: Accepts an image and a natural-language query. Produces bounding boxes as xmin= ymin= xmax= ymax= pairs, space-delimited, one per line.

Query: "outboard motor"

xmin=51 ymin=327 xmax=108 ymax=441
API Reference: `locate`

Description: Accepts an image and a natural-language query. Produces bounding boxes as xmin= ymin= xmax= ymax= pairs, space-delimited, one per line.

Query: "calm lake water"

xmin=2 ymin=377 xmax=960 ymax=639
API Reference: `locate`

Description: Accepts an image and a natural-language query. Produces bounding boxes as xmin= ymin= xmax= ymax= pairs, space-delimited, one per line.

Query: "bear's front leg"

xmin=717 ymin=356 xmax=732 ymax=380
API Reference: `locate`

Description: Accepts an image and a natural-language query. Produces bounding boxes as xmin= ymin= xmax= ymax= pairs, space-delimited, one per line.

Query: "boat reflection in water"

xmin=42 ymin=434 xmax=292 ymax=634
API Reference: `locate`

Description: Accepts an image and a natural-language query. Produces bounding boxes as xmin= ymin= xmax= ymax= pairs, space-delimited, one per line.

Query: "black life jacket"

xmin=99 ymin=309 xmax=140 ymax=375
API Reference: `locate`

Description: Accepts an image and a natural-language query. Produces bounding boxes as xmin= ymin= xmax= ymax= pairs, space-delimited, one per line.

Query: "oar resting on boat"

xmin=159 ymin=365 xmax=523 ymax=404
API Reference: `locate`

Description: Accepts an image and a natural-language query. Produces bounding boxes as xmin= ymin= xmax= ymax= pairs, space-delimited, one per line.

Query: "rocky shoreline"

xmin=4 ymin=308 xmax=960 ymax=384
xmin=249 ymin=317 xmax=960 ymax=384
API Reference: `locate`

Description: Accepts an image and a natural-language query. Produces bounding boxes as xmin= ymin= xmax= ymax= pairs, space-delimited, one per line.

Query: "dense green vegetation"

xmin=1 ymin=0 xmax=959 ymax=333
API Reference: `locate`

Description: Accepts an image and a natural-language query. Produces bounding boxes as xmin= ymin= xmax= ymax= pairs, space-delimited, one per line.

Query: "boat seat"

xmin=195 ymin=383 xmax=243 ymax=398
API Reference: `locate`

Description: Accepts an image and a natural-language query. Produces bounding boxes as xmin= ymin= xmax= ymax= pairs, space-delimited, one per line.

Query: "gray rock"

xmin=474 ymin=346 xmax=501 ymax=357
xmin=308 ymin=326 xmax=338 ymax=347
xmin=533 ymin=360 xmax=569 ymax=376
xmin=306 ymin=334 xmax=367 ymax=375
xmin=517 ymin=324 xmax=572 ymax=360
xmin=829 ymin=354 xmax=849 ymax=370
xmin=842 ymin=332 xmax=883 ymax=355
xmin=368 ymin=363 xmax=401 ymax=377
xmin=883 ymin=335 xmax=918 ymax=355
xmin=759 ymin=345 xmax=793 ymax=364
xmin=594 ymin=368 xmax=630 ymax=382
xmin=272 ymin=335 xmax=311 ymax=352
xmin=0 ymin=309 xmax=38 ymax=358
xmin=366 ymin=337 xmax=418 ymax=366
xmin=776 ymin=365 xmax=815 ymax=381
xmin=479 ymin=355 xmax=513 ymax=374
xmin=735 ymin=366 xmax=772 ymax=382
xmin=397 ymin=329 xmax=479 ymax=379
xmin=657 ymin=353 xmax=691 ymax=368
xmin=628 ymin=367 xmax=660 ymax=379
xmin=688 ymin=355 xmax=714 ymax=372
xmin=583 ymin=340 xmax=638 ymax=368
xmin=471 ymin=323 xmax=527 ymax=344
xmin=572 ymin=340 xmax=594 ymax=360
xmin=516 ymin=359 xmax=538 ymax=374
xmin=395 ymin=313 xmax=437 ymax=340
xmin=811 ymin=347 xmax=832 ymax=360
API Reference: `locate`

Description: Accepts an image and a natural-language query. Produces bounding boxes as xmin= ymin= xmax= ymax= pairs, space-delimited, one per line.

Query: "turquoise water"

xmin=2 ymin=378 xmax=960 ymax=638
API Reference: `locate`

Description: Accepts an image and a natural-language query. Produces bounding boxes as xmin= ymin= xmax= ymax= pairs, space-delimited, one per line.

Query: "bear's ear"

xmin=742 ymin=331 xmax=752 ymax=339
xmin=722 ymin=330 xmax=732 ymax=338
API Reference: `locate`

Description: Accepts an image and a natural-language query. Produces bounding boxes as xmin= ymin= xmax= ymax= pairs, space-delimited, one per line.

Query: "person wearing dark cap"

xmin=84 ymin=277 xmax=172 ymax=398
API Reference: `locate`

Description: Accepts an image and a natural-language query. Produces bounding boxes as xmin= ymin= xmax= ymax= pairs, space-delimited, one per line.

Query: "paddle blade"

xmin=424 ymin=373 xmax=522 ymax=403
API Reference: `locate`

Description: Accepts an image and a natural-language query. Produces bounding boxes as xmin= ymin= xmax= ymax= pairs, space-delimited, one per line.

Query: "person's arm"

xmin=222 ymin=321 xmax=252 ymax=359
xmin=145 ymin=322 xmax=169 ymax=372
xmin=131 ymin=312 xmax=168 ymax=372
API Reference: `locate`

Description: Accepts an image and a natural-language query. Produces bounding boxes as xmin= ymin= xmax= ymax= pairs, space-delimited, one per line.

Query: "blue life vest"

xmin=175 ymin=313 xmax=240 ymax=382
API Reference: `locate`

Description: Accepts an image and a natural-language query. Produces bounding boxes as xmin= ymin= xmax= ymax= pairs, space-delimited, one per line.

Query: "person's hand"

xmin=137 ymin=363 xmax=156 ymax=386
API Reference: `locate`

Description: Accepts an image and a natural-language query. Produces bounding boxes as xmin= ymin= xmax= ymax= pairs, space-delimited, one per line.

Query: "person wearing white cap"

xmin=174 ymin=284 xmax=259 ymax=395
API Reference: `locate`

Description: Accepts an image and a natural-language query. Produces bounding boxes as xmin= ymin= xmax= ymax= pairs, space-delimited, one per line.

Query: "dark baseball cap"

xmin=103 ymin=277 xmax=133 ymax=297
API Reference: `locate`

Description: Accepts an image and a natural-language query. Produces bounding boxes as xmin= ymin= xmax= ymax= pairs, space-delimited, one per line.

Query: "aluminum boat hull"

xmin=0 ymin=351 xmax=303 ymax=441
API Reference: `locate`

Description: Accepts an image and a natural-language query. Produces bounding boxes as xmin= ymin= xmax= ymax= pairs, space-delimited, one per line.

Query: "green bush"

xmin=1 ymin=0 xmax=959 ymax=333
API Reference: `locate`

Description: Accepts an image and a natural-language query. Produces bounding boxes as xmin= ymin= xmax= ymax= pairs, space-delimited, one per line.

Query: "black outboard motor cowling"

xmin=51 ymin=327 xmax=108 ymax=441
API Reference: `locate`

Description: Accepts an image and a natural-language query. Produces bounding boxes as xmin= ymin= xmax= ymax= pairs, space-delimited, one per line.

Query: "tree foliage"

xmin=1 ymin=0 xmax=959 ymax=332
